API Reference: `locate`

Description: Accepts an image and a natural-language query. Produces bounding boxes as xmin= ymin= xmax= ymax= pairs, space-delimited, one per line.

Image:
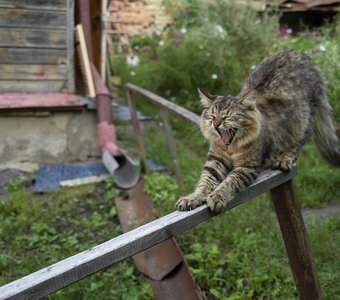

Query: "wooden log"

xmin=0 ymin=48 xmax=67 ymax=64
xmin=0 ymin=64 xmax=67 ymax=80
xmin=271 ymin=180 xmax=323 ymax=300
xmin=0 ymin=29 xmax=66 ymax=48
xmin=0 ymin=8 xmax=67 ymax=29
xmin=0 ymin=168 xmax=296 ymax=300
xmin=0 ymin=0 xmax=67 ymax=11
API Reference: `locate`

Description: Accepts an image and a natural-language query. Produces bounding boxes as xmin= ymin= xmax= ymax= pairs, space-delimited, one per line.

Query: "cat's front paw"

xmin=206 ymin=192 xmax=228 ymax=213
xmin=176 ymin=193 xmax=205 ymax=211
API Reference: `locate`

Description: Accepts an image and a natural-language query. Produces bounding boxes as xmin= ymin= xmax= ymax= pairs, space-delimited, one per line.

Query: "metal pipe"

xmin=76 ymin=0 xmax=138 ymax=189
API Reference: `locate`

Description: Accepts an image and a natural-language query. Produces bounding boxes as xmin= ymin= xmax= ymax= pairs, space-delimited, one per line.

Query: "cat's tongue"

xmin=221 ymin=131 xmax=232 ymax=145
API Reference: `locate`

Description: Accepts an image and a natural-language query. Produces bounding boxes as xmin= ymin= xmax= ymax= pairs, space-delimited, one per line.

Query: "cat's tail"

xmin=312 ymin=80 xmax=340 ymax=167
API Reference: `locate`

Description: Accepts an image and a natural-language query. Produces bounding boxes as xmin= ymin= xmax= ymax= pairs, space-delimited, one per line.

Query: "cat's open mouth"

xmin=217 ymin=128 xmax=237 ymax=145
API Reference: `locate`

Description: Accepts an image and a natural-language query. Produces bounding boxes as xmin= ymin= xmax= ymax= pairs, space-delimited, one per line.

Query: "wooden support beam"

xmin=126 ymin=88 xmax=149 ymax=173
xmin=0 ymin=168 xmax=296 ymax=300
xmin=160 ymin=108 xmax=185 ymax=195
xmin=271 ymin=180 xmax=323 ymax=300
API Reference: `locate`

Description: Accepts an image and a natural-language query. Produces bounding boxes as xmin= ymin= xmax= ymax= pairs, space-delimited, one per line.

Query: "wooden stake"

xmin=271 ymin=180 xmax=323 ymax=300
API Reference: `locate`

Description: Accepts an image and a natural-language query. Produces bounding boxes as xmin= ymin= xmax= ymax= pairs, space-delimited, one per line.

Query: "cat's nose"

xmin=214 ymin=121 xmax=222 ymax=130
xmin=214 ymin=124 xmax=222 ymax=136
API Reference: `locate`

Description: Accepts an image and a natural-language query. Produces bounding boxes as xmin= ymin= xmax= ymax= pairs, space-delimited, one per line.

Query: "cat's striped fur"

xmin=176 ymin=50 xmax=340 ymax=212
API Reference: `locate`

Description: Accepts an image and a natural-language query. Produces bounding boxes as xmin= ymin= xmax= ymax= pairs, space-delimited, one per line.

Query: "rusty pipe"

xmin=76 ymin=0 xmax=138 ymax=189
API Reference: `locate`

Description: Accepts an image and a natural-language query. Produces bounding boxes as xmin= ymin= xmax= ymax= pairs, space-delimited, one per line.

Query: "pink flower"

xmin=175 ymin=33 xmax=184 ymax=39
xmin=311 ymin=49 xmax=320 ymax=55
xmin=277 ymin=27 xmax=293 ymax=38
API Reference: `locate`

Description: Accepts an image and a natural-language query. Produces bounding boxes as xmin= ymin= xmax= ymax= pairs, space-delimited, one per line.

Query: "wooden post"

xmin=126 ymin=88 xmax=149 ymax=173
xmin=270 ymin=180 xmax=323 ymax=300
xmin=160 ymin=109 xmax=185 ymax=195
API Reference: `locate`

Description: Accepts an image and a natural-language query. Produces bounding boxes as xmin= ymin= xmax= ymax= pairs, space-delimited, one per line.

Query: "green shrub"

xmin=112 ymin=1 xmax=340 ymax=120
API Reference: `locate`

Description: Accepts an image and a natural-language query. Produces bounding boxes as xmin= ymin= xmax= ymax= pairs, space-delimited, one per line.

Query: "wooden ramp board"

xmin=0 ymin=168 xmax=296 ymax=300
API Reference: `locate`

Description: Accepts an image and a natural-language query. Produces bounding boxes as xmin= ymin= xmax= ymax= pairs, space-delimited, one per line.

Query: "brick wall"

xmin=109 ymin=0 xmax=172 ymax=37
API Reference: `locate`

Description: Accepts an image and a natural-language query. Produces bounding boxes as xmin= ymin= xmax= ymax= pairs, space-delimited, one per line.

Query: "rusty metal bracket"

xmin=115 ymin=179 xmax=204 ymax=300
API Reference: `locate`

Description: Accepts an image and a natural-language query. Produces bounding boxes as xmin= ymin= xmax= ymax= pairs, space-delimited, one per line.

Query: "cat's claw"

xmin=176 ymin=194 xmax=205 ymax=211
xmin=206 ymin=193 xmax=227 ymax=213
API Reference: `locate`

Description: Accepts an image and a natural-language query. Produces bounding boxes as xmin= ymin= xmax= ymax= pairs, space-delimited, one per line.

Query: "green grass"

xmin=0 ymin=179 xmax=153 ymax=300
xmin=1 ymin=115 xmax=340 ymax=299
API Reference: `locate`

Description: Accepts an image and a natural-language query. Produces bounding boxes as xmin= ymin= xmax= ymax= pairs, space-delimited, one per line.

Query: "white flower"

xmin=159 ymin=40 xmax=164 ymax=46
xmin=130 ymin=71 xmax=136 ymax=76
xmin=319 ymin=44 xmax=326 ymax=51
xmin=180 ymin=27 xmax=187 ymax=34
xmin=211 ymin=74 xmax=218 ymax=80
xmin=126 ymin=55 xmax=140 ymax=67
xmin=206 ymin=52 xmax=211 ymax=57
xmin=251 ymin=65 xmax=256 ymax=70
xmin=199 ymin=45 xmax=204 ymax=50
xmin=134 ymin=45 xmax=140 ymax=50
xmin=216 ymin=25 xmax=224 ymax=33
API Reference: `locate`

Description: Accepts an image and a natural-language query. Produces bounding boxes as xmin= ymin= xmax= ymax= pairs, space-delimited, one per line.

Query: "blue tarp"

xmin=34 ymin=162 xmax=108 ymax=193
xmin=34 ymin=160 xmax=166 ymax=192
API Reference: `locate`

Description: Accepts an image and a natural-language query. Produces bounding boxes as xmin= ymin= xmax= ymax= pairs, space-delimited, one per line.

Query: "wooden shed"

xmin=0 ymin=0 xmax=101 ymax=170
xmin=278 ymin=0 xmax=340 ymax=30
xmin=0 ymin=0 xmax=75 ymax=93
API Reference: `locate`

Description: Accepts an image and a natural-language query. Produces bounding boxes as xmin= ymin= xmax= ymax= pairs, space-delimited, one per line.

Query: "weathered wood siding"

xmin=0 ymin=0 xmax=74 ymax=93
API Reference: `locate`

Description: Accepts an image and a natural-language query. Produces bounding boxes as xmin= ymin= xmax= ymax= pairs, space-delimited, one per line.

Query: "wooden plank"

xmin=0 ymin=0 xmax=67 ymax=11
xmin=0 ymin=48 xmax=67 ymax=64
xmin=75 ymin=24 xmax=96 ymax=97
xmin=0 ymin=81 xmax=68 ymax=93
xmin=0 ymin=9 xmax=67 ymax=29
xmin=0 ymin=93 xmax=84 ymax=110
xmin=0 ymin=64 xmax=67 ymax=80
xmin=271 ymin=181 xmax=323 ymax=300
xmin=0 ymin=28 xmax=66 ymax=48
xmin=126 ymin=83 xmax=201 ymax=126
xmin=0 ymin=168 xmax=296 ymax=300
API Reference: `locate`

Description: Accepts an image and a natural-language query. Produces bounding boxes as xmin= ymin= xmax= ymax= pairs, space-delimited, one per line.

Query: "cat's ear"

xmin=198 ymin=88 xmax=216 ymax=108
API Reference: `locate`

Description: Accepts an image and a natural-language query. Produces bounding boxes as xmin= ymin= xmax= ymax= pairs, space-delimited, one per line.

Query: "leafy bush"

xmin=112 ymin=0 xmax=340 ymax=120
xmin=112 ymin=0 xmax=278 ymax=112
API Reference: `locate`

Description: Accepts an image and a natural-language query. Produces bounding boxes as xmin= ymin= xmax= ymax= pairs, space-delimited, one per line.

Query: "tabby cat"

xmin=176 ymin=50 xmax=340 ymax=212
